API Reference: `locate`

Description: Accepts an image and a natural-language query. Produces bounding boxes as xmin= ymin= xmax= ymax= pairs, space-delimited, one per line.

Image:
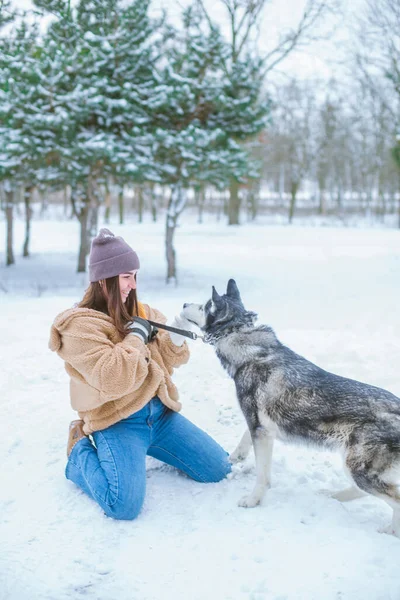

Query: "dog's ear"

xmin=212 ymin=286 xmax=222 ymax=304
xmin=226 ymin=279 xmax=241 ymax=300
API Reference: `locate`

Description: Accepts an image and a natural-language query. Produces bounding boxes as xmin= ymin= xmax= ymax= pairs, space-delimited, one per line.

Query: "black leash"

xmin=146 ymin=319 xmax=204 ymax=342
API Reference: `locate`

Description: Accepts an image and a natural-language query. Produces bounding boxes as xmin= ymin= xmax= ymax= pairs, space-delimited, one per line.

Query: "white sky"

xmin=154 ymin=0 xmax=351 ymax=82
xmin=11 ymin=0 xmax=365 ymax=82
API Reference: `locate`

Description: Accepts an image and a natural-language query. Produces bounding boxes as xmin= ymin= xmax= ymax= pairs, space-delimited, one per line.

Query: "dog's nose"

xmin=183 ymin=303 xmax=188 ymax=309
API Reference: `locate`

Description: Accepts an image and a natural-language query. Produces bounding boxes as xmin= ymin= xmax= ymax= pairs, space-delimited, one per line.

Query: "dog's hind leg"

xmin=346 ymin=447 xmax=400 ymax=538
xmin=392 ymin=506 xmax=400 ymax=537
xmin=238 ymin=427 xmax=275 ymax=508
xmin=322 ymin=485 xmax=367 ymax=502
xmin=379 ymin=505 xmax=400 ymax=537
xmin=230 ymin=429 xmax=252 ymax=463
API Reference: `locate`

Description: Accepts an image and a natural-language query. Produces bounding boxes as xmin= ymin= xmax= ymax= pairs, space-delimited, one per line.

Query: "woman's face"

xmin=118 ymin=270 xmax=138 ymax=303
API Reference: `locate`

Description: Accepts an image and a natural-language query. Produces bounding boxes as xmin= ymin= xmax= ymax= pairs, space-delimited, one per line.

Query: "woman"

xmin=49 ymin=228 xmax=231 ymax=520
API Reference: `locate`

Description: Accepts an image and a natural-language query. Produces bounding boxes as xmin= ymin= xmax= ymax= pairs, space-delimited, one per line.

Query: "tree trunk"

xmin=87 ymin=177 xmax=101 ymax=255
xmin=165 ymin=213 xmax=178 ymax=285
xmin=247 ymin=191 xmax=255 ymax=221
xmin=23 ymin=186 xmax=34 ymax=257
xmin=228 ymin=179 xmax=240 ymax=225
xmin=318 ymin=179 xmax=326 ymax=215
xmin=247 ymin=181 xmax=259 ymax=221
xmin=288 ymin=181 xmax=298 ymax=223
xmin=118 ymin=186 xmax=124 ymax=225
xmin=165 ymin=184 xmax=188 ymax=284
xmin=216 ymin=192 xmax=223 ymax=222
xmin=71 ymin=184 xmax=91 ymax=273
xmin=196 ymin=185 xmax=206 ymax=224
xmin=88 ymin=204 xmax=99 ymax=250
xmin=5 ymin=188 xmax=15 ymax=266
xmin=376 ymin=172 xmax=385 ymax=222
xmin=398 ymin=177 xmax=400 ymax=229
xmin=77 ymin=203 xmax=90 ymax=273
xmin=279 ymin=164 xmax=285 ymax=207
xmin=336 ymin=188 xmax=342 ymax=209
xmin=40 ymin=186 xmax=49 ymax=216
xmin=63 ymin=186 xmax=70 ymax=217
xmin=137 ymin=185 xmax=144 ymax=223
xmin=104 ymin=179 xmax=111 ymax=224
xmin=378 ymin=191 xmax=385 ymax=222
xmin=150 ymin=188 xmax=157 ymax=222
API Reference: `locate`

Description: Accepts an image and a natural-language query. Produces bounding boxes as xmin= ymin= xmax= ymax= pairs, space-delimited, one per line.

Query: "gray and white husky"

xmin=183 ymin=279 xmax=400 ymax=537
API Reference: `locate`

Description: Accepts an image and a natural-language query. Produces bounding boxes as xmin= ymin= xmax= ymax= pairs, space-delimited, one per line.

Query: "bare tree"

xmin=352 ymin=0 xmax=400 ymax=223
xmin=353 ymin=0 xmax=400 ymax=106
xmin=166 ymin=183 xmax=187 ymax=285
xmin=104 ymin=178 xmax=111 ymax=224
xmin=196 ymin=0 xmax=339 ymax=224
xmin=264 ymin=80 xmax=315 ymax=222
xmin=22 ymin=185 xmax=34 ymax=257
xmin=3 ymin=180 xmax=15 ymax=266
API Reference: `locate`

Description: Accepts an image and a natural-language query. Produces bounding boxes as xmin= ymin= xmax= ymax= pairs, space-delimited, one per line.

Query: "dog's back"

xmin=232 ymin=329 xmax=400 ymax=452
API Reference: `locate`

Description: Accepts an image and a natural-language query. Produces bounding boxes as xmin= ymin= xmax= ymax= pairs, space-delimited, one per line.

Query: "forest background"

xmin=1 ymin=0 xmax=399 ymax=282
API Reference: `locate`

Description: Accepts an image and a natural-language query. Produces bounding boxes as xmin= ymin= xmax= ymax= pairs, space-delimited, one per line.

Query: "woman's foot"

xmin=67 ymin=420 xmax=87 ymax=457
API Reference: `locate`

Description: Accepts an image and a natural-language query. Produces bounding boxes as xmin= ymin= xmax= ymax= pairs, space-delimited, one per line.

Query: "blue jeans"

xmin=66 ymin=396 xmax=231 ymax=520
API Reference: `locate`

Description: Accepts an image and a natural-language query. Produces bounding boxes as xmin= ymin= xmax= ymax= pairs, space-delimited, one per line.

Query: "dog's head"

xmin=182 ymin=279 xmax=257 ymax=343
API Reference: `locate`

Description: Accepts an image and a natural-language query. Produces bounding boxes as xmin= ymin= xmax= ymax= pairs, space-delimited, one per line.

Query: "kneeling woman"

xmin=49 ymin=228 xmax=231 ymax=520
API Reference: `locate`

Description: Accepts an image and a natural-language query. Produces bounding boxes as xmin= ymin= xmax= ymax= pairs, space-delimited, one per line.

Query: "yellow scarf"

xmin=137 ymin=301 xmax=147 ymax=319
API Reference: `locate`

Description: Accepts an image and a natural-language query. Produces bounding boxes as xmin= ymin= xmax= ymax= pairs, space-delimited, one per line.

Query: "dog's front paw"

xmin=377 ymin=522 xmax=400 ymax=538
xmin=229 ymin=451 xmax=246 ymax=464
xmin=238 ymin=493 xmax=262 ymax=508
xmin=378 ymin=523 xmax=395 ymax=536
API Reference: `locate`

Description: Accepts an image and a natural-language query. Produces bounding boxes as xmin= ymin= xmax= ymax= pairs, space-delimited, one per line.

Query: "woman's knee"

xmin=202 ymin=455 xmax=232 ymax=483
xmin=103 ymin=495 xmax=144 ymax=520
xmin=100 ymin=482 xmax=145 ymax=520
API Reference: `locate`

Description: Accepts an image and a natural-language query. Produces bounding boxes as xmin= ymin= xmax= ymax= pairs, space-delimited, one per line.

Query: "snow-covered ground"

xmin=1 ymin=213 xmax=400 ymax=600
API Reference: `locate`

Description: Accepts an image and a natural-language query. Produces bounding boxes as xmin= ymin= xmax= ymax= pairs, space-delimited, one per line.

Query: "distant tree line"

xmin=0 ymin=0 xmax=276 ymax=279
xmin=260 ymin=78 xmax=400 ymax=224
xmin=1 ymin=0 xmax=398 ymax=280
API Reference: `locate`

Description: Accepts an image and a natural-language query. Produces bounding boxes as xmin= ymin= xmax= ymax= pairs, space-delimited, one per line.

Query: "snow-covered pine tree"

xmin=392 ymin=138 xmax=400 ymax=227
xmin=0 ymin=19 xmax=43 ymax=264
xmin=35 ymin=0 xmax=163 ymax=271
xmin=30 ymin=0 xmax=92 ymax=269
xmin=150 ymin=7 xmax=249 ymax=282
xmin=211 ymin=56 xmax=271 ymax=224
xmin=0 ymin=0 xmax=15 ymax=27
xmin=76 ymin=0 xmax=164 ymax=228
xmin=0 ymin=7 xmax=18 ymax=266
xmin=150 ymin=6 xmax=269 ymax=281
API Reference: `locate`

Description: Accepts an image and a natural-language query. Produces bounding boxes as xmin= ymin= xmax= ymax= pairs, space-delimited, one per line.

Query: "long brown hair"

xmin=79 ymin=276 xmax=139 ymax=338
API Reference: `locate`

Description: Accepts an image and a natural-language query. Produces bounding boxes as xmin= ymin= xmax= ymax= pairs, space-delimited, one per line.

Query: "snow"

xmin=1 ymin=213 xmax=400 ymax=600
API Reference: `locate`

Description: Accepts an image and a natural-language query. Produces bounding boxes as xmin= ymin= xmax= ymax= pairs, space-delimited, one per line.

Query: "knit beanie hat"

xmin=89 ymin=228 xmax=140 ymax=282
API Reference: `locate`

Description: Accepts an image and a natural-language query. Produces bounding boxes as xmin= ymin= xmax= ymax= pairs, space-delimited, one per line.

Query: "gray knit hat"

xmin=89 ymin=228 xmax=140 ymax=282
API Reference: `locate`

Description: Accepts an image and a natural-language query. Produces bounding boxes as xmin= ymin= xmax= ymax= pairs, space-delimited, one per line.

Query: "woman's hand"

xmin=127 ymin=317 xmax=158 ymax=344
xmin=168 ymin=313 xmax=194 ymax=346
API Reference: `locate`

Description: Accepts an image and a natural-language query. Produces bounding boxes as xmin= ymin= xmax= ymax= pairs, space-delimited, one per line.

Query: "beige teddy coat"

xmin=49 ymin=303 xmax=189 ymax=434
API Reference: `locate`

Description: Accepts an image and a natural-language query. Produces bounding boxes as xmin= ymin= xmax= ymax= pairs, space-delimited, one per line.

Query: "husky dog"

xmin=183 ymin=279 xmax=400 ymax=537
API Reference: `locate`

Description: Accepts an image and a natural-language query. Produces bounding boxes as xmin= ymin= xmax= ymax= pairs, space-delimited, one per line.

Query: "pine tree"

xmin=0 ymin=0 xmax=15 ymax=27
xmin=212 ymin=55 xmax=271 ymax=224
xmin=151 ymin=6 xmax=269 ymax=281
xmin=195 ymin=0 xmax=333 ymax=224
xmin=0 ymin=19 xmax=42 ymax=264
xmin=34 ymin=0 xmax=163 ymax=271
